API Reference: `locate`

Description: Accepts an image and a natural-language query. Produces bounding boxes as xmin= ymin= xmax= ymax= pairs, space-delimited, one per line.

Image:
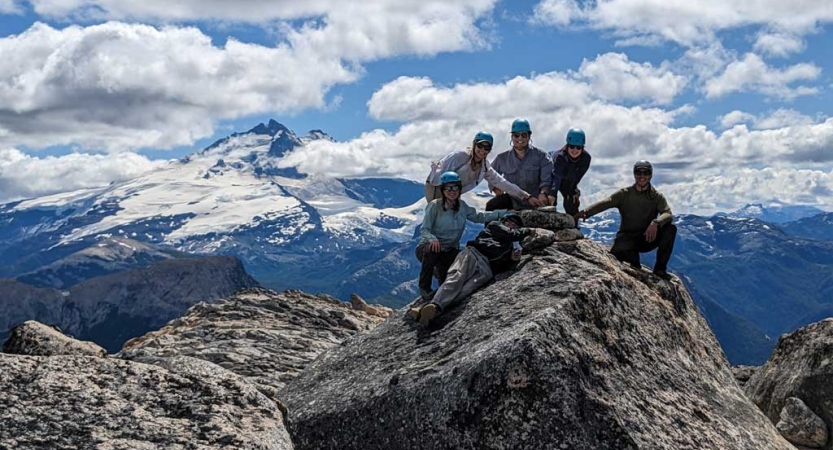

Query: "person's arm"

xmin=485 ymin=220 xmax=531 ymax=242
xmin=654 ymin=192 xmax=673 ymax=226
xmin=420 ymin=201 xmax=440 ymax=242
xmin=488 ymin=156 xmax=504 ymax=194
xmin=579 ymin=189 xmax=624 ymax=219
xmin=483 ymin=166 xmax=531 ymax=201
xmin=431 ymin=152 xmax=468 ymax=186
xmin=463 ymin=203 xmax=506 ymax=223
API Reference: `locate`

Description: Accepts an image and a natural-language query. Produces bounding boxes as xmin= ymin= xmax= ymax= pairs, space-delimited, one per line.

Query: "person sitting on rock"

xmin=547 ymin=128 xmax=591 ymax=216
xmin=573 ymin=160 xmax=677 ymax=280
xmin=425 ymin=131 xmax=541 ymax=206
xmin=416 ymin=171 xmax=511 ymax=301
xmin=411 ymin=213 xmax=531 ymax=326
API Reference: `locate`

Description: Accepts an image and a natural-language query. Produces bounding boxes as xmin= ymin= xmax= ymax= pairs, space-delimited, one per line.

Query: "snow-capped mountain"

xmin=720 ymin=202 xmax=825 ymax=224
xmin=0 ymin=120 xmax=426 ymax=300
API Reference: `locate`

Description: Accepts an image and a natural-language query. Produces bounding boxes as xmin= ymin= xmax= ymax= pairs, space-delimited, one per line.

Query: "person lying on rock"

xmin=573 ymin=160 xmax=677 ymax=280
xmin=424 ymin=131 xmax=540 ymax=207
xmin=411 ymin=213 xmax=530 ymax=326
xmin=416 ymin=171 xmax=512 ymax=301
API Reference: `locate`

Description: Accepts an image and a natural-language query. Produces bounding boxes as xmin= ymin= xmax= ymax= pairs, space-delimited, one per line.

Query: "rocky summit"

xmin=2 ymin=320 xmax=106 ymax=357
xmin=0 ymin=354 xmax=293 ymax=450
xmin=120 ymin=288 xmax=391 ymax=398
xmin=745 ymin=318 xmax=833 ymax=449
xmin=281 ymin=236 xmax=792 ymax=449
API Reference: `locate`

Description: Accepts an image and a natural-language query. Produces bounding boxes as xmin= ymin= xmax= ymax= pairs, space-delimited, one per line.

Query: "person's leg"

xmin=415 ymin=243 xmax=440 ymax=298
xmin=435 ymin=248 xmax=460 ymax=285
xmin=559 ymin=185 xmax=579 ymax=216
xmin=652 ymin=224 xmax=677 ymax=274
xmin=610 ymin=235 xmax=641 ymax=268
xmin=485 ymin=193 xmax=514 ymax=211
xmin=431 ymin=248 xmax=479 ymax=311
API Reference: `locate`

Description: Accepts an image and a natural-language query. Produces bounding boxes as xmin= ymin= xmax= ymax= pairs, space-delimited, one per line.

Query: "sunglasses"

xmin=442 ymin=185 xmax=461 ymax=192
xmin=634 ymin=170 xmax=652 ymax=176
xmin=511 ymin=132 xmax=530 ymax=139
xmin=567 ymin=145 xmax=584 ymax=150
xmin=475 ymin=142 xmax=492 ymax=151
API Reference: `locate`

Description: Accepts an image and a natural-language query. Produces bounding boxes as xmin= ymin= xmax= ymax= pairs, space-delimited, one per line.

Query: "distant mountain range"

xmin=1 ymin=119 xmax=831 ymax=365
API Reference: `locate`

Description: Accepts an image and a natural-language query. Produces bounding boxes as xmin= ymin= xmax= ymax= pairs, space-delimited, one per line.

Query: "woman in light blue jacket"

xmin=416 ymin=171 xmax=508 ymax=301
xmin=425 ymin=132 xmax=541 ymax=206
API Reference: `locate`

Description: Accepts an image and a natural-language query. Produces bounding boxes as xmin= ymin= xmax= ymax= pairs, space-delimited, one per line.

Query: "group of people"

xmin=411 ymin=119 xmax=677 ymax=326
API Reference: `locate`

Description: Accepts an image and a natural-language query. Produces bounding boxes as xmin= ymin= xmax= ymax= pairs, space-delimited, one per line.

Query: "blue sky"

xmin=0 ymin=0 xmax=831 ymax=214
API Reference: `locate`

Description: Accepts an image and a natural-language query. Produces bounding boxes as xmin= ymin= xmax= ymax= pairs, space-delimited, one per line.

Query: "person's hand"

xmin=547 ymin=195 xmax=556 ymax=206
xmin=527 ymin=196 xmax=542 ymax=207
xmin=571 ymin=193 xmax=580 ymax=204
xmin=573 ymin=210 xmax=587 ymax=222
xmin=644 ymin=221 xmax=658 ymax=243
xmin=493 ymin=188 xmax=504 ymax=196
xmin=512 ymin=248 xmax=522 ymax=260
xmin=429 ymin=240 xmax=441 ymax=252
xmin=537 ymin=193 xmax=549 ymax=206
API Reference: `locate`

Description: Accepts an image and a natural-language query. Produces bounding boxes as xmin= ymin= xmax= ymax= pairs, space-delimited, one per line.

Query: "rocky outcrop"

xmin=2 ymin=321 xmax=106 ymax=357
xmin=733 ymin=365 xmax=760 ymax=387
xmin=281 ymin=238 xmax=792 ymax=450
xmin=745 ymin=318 xmax=833 ymax=449
xmin=776 ymin=397 xmax=828 ymax=448
xmin=0 ymin=354 xmax=293 ymax=449
xmin=120 ymin=288 xmax=388 ymax=398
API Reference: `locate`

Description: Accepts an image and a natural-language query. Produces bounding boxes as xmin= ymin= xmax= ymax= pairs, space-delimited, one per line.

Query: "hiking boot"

xmin=418 ymin=303 xmax=438 ymax=326
xmin=419 ymin=288 xmax=436 ymax=301
xmin=653 ymin=270 xmax=672 ymax=281
xmin=408 ymin=307 xmax=421 ymax=321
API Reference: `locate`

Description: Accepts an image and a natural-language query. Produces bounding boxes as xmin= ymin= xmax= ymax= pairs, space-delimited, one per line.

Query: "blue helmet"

xmin=473 ymin=131 xmax=494 ymax=146
xmin=566 ymin=128 xmax=586 ymax=146
xmin=440 ymin=171 xmax=461 ymax=185
xmin=511 ymin=119 xmax=531 ymax=134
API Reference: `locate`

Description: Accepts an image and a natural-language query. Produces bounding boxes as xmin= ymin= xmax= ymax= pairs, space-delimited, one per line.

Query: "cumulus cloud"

xmin=753 ymin=32 xmax=806 ymax=57
xmin=532 ymin=0 xmax=833 ymax=47
xmin=719 ymin=110 xmax=755 ymax=128
xmin=0 ymin=148 xmax=162 ymax=202
xmin=0 ymin=0 xmax=20 ymax=13
xmin=704 ymin=53 xmax=821 ymax=100
xmin=368 ymin=53 xmax=687 ymax=122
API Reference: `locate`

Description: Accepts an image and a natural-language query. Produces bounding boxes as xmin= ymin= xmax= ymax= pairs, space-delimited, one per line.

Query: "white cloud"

xmin=0 ymin=0 xmax=20 ymax=13
xmin=532 ymin=0 xmax=583 ymax=27
xmin=577 ymin=53 xmax=688 ymax=105
xmin=0 ymin=22 xmax=358 ymax=151
xmin=0 ymin=148 xmax=162 ymax=202
xmin=368 ymin=53 xmax=687 ymax=122
xmin=704 ymin=53 xmax=821 ymax=100
xmin=753 ymin=32 xmax=806 ymax=57
xmin=719 ymin=110 xmax=755 ymax=128
xmin=532 ymin=0 xmax=833 ymax=47
xmin=752 ymin=109 xmax=816 ymax=130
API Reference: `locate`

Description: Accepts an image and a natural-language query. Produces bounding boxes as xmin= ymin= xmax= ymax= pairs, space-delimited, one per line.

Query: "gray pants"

xmin=432 ymin=247 xmax=494 ymax=311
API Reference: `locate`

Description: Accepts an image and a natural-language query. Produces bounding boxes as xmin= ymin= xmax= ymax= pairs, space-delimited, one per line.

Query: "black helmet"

xmin=502 ymin=213 xmax=523 ymax=228
xmin=633 ymin=160 xmax=653 ymax=174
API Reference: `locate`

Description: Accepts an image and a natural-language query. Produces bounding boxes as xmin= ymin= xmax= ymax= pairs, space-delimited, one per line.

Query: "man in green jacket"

xmin=574 ymin=160 xmax=677 ymax=280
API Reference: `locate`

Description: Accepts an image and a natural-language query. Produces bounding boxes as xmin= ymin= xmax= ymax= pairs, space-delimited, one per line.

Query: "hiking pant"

xmin=415 ymin=243 xmax=459 ymax=292
xmin=610 ymin=223 xmax=677 ymax=272
xmin=432 ymin=247 xmax=493 ymax=311
xmin=556 ymin=184 xmax=580 ymax=216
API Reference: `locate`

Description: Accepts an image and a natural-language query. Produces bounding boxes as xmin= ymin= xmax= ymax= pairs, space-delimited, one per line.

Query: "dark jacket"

xmin=468 ymin=220 xmax=530 ymax=274
xmin=550 ymin=146 xmax=591 ymax=195
xmin=583 ymin=184 xmax=673 ymax=236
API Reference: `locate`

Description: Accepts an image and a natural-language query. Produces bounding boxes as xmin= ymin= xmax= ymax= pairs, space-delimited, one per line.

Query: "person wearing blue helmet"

xmin=410 ymin=212 xmax=532 ymax=326
xmin=487 ymin=119 xmax=552 ymax=211
xmin=416 ymin=171 xmax=510 ymax=301
xmin=425 ymin=131 xmax=540 ymax=206
xmin=547 ymin=128 xmax=592 ymax=216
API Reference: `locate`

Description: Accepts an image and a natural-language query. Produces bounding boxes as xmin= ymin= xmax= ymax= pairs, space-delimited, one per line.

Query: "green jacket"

xmin=583 ymin=184 xmax=673 ymax=235
xmin=420 ymin=199 xmax=507 ymax=250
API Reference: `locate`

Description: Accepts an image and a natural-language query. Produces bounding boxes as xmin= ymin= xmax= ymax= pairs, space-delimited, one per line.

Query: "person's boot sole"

xmin=418 ymin=304 xmax=438 ymax=326
xmin=408 ymin=308 xmax=421 ymax=321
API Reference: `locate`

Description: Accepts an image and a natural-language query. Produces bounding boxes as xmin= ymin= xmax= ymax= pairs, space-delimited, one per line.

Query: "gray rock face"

xmin=2 ymin=321 xmax=106 ymax=357
xmin=745 ymin=318 xmax=833 ymax=449
xmin=0 ymin=354 xmax=293 ymax=450
xmin=733 ymin=365 xmax=760 ymax=387
xmin=776 ymin=397 xmax=828 ymax=448
xmin=518 ymin=207 xmax=575 ymax=229
xmin=120 ymin=288 xmax=388 ymax=397
xmin=281 ymin=239 xmax=792 ymax=450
